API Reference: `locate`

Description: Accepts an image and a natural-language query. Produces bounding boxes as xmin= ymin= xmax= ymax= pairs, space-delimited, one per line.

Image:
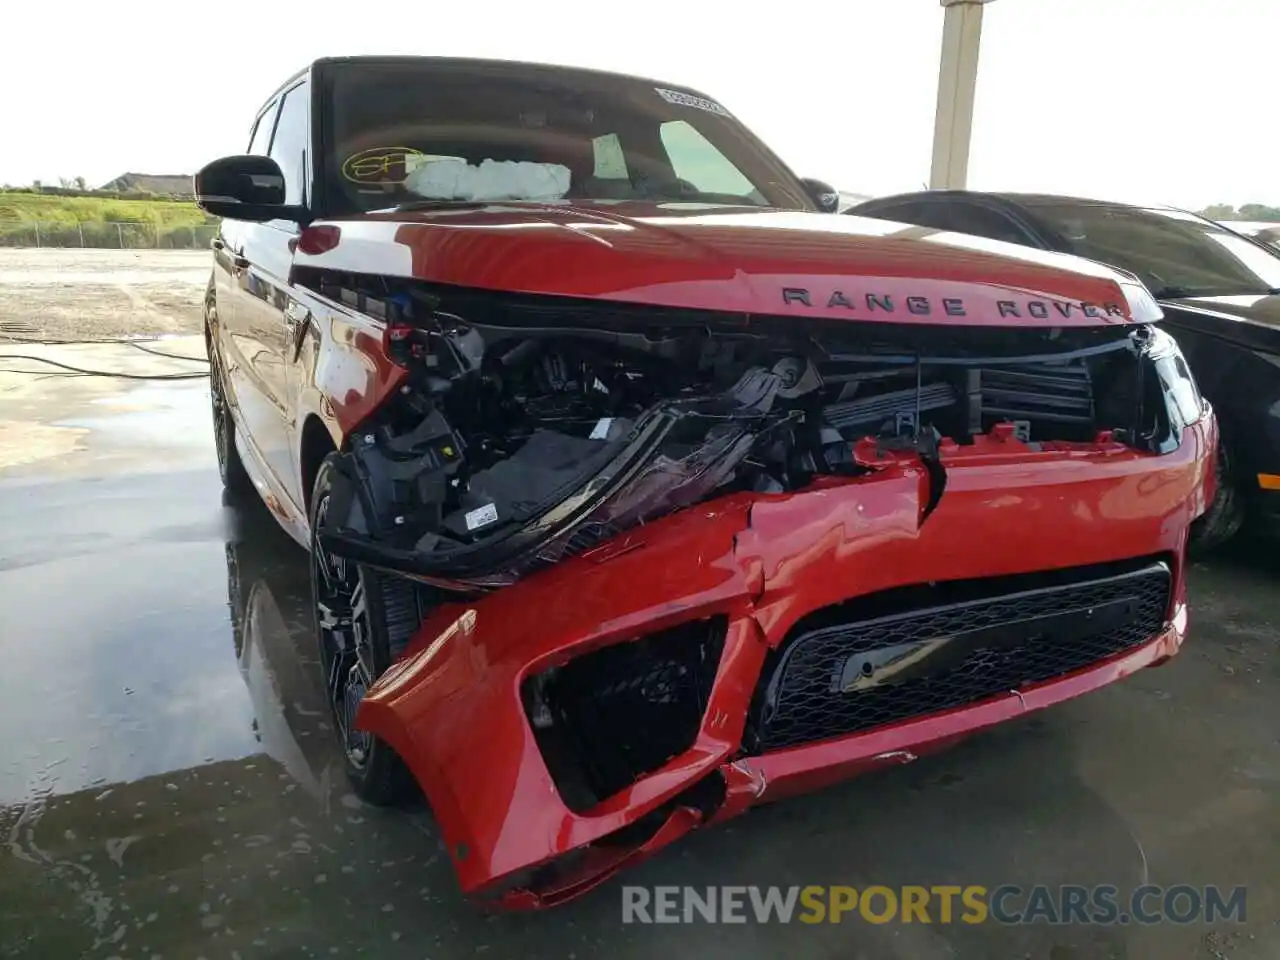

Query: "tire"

xmin=309 ymin=453 xmax=421 ymax=805
xmin=207 ymin=301 xmax=252 ymax=497
xmin=1189 ymin=437 xmax=1244 ymax=557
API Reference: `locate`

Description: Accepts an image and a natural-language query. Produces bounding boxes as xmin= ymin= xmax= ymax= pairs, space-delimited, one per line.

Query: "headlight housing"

xmin=1120 ymin=280 xmax=1165 ymax=325
xmin=1147 ymin=327 xmax=1207 ymax=430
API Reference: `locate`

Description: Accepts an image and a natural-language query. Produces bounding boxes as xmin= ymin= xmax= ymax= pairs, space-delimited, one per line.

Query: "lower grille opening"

xmin=523 ymin=617 xmax=727 ymax=812
xmin=744 ymin=557 xmax=1173 ymax=754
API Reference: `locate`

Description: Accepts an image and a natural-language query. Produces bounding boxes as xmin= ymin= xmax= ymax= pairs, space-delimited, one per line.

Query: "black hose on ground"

xmin=0 ymin=354 xmax=209 ymax=381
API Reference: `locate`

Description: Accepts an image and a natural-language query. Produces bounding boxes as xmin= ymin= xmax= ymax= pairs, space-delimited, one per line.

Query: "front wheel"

xmin=309 ymin=453 xmax=419 ymax=805
xmin=207 ymin=308 xmax=251 ymax=496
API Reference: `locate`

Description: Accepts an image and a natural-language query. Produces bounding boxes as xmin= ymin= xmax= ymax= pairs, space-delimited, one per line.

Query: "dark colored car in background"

xmin=849 ymin=191 xmax=1280 ymax=550
xmin=196 ymin=57 xmax=1217 ymax=908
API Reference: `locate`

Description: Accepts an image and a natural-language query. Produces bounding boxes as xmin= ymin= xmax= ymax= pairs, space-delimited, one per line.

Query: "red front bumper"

xmin=355 ymin=422 xmax=1213 ymax=908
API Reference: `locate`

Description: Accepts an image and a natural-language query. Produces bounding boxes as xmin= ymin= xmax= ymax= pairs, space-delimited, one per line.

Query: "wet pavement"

xmin=1 ymin=368 xmax=1278 ymax=959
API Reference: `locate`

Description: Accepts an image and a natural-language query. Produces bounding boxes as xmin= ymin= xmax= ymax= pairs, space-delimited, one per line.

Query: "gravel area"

xmin=0 ymin=248 xmax=208 ymax=342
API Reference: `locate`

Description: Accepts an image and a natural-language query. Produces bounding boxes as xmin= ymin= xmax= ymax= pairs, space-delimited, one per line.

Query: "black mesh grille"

xmin=981 ymin=360 xmax=1094 ymax=425
xmin=745 ymin=558 xmax=1172 ymax=753
xmin=524 ymin=617 xmax=726 ymax=812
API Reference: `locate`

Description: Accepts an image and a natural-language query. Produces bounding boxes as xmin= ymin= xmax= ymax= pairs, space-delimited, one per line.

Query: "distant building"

xmin=98 ymin=173 xmax=194 ymax=197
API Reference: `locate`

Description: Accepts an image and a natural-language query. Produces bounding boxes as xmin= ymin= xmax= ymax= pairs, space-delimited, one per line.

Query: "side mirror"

xmin=800 ymin=177 xmax=841 ymax=214
xmin=194 ymin=155 xmax=307 ymax=223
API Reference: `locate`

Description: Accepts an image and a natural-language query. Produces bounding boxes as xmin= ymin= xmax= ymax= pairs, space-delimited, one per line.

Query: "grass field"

xmin=0 ymin=191 xmax=211 ymax=226
xmin=0 ymin=192 xmax=216 ymax=248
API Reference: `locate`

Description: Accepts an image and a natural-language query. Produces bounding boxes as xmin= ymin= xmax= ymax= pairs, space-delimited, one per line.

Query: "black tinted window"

xmin=269 ymin=83 xmax=310 ymax=206
xmin=861 ymin=200 xmax=1028 ymax=246
xmin=1029 ymin=203 xmax=1280 ymax=298
xmin=863 ymin=201 xmax=953 ymax=231
xmin=323 ymin=61 xmax=812 ymax=213
xmin=947 ymin=205 xmax=1029 ymax=245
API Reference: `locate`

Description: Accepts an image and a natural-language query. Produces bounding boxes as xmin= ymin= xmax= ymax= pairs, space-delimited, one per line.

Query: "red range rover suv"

xmin=197 ymin=56 xmax=1217 ymax=908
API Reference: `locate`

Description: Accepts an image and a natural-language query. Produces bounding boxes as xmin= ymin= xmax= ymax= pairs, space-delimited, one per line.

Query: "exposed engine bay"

xmin=311 ymin=274 xmax=1201 ymax=591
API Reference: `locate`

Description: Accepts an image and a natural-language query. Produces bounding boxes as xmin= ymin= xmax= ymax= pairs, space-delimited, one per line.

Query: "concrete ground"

xmin=0 ymin=254 xmax=1278 ymax=959
xmin=0 ymin=249 xmax=206 ymax=341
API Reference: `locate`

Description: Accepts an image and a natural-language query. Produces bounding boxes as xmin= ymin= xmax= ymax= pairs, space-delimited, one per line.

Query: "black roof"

xmin=256 ymin=55 xmax=712 ymax=119
xmin=314 ymin=55 xmax=701 ymax=91
xmin=858 ymin=189 xmax=1183 ymax=216
xmin=993 ymin=192 xmax=1184 ymax=214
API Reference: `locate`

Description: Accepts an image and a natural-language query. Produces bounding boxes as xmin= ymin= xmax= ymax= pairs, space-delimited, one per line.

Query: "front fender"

xmin=354 ymin=497 xmax=760 ymax=897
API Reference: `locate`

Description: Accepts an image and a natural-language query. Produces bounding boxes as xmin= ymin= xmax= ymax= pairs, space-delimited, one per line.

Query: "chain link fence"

xmin=0 ymin=220 xmax=219 ymax=250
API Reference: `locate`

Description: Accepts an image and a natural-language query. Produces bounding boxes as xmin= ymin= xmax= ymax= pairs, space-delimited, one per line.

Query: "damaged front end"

xmin=308 ymin=274 xmax=1213 ymax=906
xmin=320 ymin=362 xmax=792 ymax=589
xmin=313 ymin=277 xmax=1207 ymax=591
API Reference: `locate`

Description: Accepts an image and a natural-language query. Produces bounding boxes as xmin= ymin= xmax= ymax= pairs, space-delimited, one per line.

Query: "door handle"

xmin=233 ymin=255 xmax=250 ymax=270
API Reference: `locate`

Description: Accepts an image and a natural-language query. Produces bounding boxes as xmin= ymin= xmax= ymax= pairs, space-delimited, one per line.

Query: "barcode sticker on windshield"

xmin=465 ymin=503 xmax=499 ymax=531
xmin=654 ymin=87 xmax=730 ymax=117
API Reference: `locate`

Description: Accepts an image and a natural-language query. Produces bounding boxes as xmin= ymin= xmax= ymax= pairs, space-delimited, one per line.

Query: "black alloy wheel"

xmin=309 ymin=453 xmax=417 ymax=805
xmin=207 ymin=300 xmax=251 ymax=495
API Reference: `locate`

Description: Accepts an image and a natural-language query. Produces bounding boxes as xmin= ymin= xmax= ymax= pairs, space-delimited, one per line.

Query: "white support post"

xmin=930 ymin=0 xmax=995 ymax=190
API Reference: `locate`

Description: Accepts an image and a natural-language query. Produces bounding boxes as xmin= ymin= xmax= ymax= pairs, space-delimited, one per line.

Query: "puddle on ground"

xmin=55 ymin=381 xmax=213 ymax=449
xmin=0 ymin=475 xmax=295 ymax=808
xmin=0 ymin=420 xmax=87 ymax=470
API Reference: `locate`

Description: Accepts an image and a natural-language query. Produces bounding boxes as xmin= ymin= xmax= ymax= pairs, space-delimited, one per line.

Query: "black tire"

xmin=309 ymin=453 xmax=421 ymax=805
xmin=1189 ymin=437 xmax=1244 ymax=557
xmin=207 ymin=300 xmax=252 ymax=497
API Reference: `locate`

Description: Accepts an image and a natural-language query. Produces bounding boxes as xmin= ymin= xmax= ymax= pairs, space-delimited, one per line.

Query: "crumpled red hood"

xmin=296 ymin=202 xmax=1162 ymax=327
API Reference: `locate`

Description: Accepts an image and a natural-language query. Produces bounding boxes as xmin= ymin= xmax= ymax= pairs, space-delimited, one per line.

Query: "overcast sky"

xmin=2 ymin=0 xmax=1275 ymax=209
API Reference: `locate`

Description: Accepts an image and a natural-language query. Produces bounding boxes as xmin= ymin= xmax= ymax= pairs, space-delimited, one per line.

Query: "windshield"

xmin=321 ymin=60 xmax=813 ymax=215
xmin=1027 ymin=202 xmax=1280 ymax=298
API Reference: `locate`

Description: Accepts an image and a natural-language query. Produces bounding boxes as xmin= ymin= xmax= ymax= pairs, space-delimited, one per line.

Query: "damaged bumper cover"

xmin=351 ymin=415 xmax=1214 ymax=908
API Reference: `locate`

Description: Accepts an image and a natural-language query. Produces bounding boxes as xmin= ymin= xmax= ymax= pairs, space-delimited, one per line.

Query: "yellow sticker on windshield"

xmin=341 ymin=147 xmax=427 ymax=185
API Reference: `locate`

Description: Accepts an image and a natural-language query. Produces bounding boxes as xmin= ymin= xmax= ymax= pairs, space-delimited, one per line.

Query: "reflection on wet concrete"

xmin=229 ymin=541 xmax=329 ymax=802
xmin=0 ymin=471 xmax=262 ymax=803
xmin=55 ymin=382 xmax=217 ymax=454
xmin=0 ymin=391 xmax=1278 ymax=958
